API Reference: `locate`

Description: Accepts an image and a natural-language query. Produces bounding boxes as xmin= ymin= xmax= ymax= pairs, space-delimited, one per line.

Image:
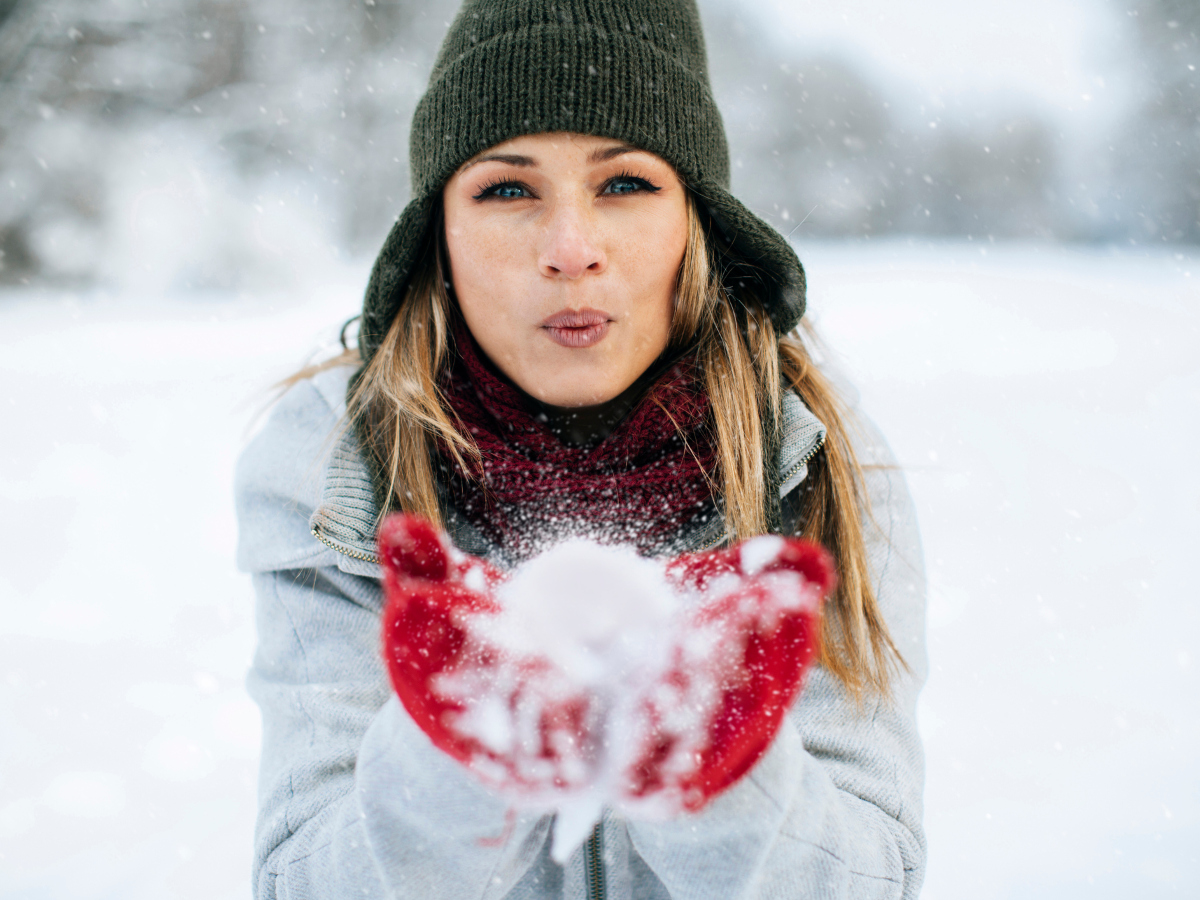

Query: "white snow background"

xmin=1 ymin=241 xmax=1198 ymax=898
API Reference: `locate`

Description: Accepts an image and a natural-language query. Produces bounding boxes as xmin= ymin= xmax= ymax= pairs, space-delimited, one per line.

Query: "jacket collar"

xmin=309 ymin=390 xmax=826 ymax=571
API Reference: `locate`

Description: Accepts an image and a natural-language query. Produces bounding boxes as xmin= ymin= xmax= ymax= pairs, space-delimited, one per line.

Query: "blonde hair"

xmin=306 ymin=195 xmax=903 ymax=698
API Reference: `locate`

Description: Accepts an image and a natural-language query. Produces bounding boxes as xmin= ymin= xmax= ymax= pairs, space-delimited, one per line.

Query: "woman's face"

xmin=442 ymin=132 xmax=688 ymax=407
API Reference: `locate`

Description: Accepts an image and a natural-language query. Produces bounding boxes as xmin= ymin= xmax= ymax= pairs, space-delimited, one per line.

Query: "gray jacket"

xmin=235 ymin=365 xmax=928 ymax=899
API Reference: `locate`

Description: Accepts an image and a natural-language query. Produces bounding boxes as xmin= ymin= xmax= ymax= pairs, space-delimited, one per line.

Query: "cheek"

xmin=624 ymin=206 xmax=687 ymax=334
xmin=447 ymin=220 xmax=510 ymax=296
xmin=445 ymin=213 xmax=572 ymax=398
xmin=445 ymin=217 xmax=532 ymax=352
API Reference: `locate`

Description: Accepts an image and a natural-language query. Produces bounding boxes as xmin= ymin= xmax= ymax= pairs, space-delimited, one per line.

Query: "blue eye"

xmin=606 ymin=178 xmax=641 ymax=194
xmin=474 ymin=180 xmax=532 ymax=201
xmin=602 ymin=173 xmax=661 ymax=195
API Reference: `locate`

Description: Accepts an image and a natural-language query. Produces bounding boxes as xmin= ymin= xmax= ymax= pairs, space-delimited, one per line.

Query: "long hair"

xmin=307 ymin=195 xmax=903 ymax=698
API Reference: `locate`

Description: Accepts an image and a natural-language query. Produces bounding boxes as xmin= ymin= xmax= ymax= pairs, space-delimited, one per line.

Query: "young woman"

xmin=235 ymin=1 xmax=927 ymax=897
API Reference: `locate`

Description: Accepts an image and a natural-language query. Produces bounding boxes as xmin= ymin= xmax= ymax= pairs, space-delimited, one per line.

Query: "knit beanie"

xmin=359 ymin=0 xmax=807 ymax=367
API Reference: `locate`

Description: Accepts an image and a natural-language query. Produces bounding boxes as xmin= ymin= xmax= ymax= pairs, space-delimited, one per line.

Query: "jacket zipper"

xmin=310 ymin=525 xmax=380 ymax=564
xmin=697 ymin=431 xmax=826 ymax=553
xmin=779 ymin=430 xmax=826 ymax=497
xmin=584 ymin=822 xmax=606 ymax=900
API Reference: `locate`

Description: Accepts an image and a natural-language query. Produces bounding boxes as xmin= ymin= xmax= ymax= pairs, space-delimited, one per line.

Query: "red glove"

xmin=377 ymin=514 xmax=600 ymax=797
xmin=379 ymin=514 xmax=833 ymax=825
xmin=624 ymin=537 xmax=834 ymax=813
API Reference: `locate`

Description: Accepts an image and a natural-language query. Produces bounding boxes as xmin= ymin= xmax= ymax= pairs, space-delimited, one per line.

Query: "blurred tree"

xmin=0 ymin=0 xmax=259 ymax=283
xmin=0 ymin=0 xmax=457 ymax=286
xmin=911 ymin=115 xmax=1060 ymax=240
xmin=704 ymin=10 xmax=896 ymax=239
xmin=1114 ymin=0 xmax=1199 ymax=243
xmin=0 ymin=0 xmax=1192 ymax=288
xmin=702 ymin=6 xmax=1062 ymax=242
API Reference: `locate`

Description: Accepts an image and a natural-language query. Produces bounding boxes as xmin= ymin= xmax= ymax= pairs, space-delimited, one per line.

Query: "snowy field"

xmin=1 ymin=242 xmax=1197 ymax=898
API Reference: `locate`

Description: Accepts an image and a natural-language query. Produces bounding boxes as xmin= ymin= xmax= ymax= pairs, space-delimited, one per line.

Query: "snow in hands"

xmin=378 ymin=515 xmax=834 ymax=861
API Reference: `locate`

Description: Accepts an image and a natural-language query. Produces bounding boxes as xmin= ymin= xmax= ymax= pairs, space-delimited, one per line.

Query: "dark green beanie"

xmin=359 ymin=0 xmax=806 ymax=366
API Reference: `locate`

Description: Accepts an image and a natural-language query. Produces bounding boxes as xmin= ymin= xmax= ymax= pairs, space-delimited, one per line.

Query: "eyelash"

xmin=606 ymin=170 xmax=662 ymax=195
xmin=472 ymin=177 xmax=530 ymax=201
xmin=471 ymin=170 xmax=662 ymax=201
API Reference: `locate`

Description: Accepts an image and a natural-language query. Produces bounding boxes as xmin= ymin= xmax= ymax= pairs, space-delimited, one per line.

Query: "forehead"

xmin=458 ymin=132 xmax=666 ymax=172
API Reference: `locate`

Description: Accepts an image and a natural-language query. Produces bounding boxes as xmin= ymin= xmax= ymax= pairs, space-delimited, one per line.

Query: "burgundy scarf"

xmin=438 ymin=325 xmax=717 ymax=561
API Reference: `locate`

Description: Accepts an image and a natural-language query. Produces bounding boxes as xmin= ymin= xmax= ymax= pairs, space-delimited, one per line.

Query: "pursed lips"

xmin=540 ymin=308 xmax=612 ymax=349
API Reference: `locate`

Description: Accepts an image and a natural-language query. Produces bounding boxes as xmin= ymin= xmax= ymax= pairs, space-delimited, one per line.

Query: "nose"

xmin=538 ymin=202 xmax=606 ymax=279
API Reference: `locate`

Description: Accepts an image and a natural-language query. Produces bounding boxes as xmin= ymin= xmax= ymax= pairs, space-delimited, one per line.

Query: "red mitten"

xmin=624 ymin=536 xmax=833 ymax=813
xmin=378 ymin=515 xmax=834 ymax=852
xmin=378 ymin=514 xmax=601 ymax=797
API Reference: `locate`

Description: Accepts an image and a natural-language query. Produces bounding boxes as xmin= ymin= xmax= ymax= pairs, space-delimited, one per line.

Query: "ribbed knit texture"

xmin=438 ymin=322 xmax=716 ymax=562
xmin=360 ymin=0 xmax=807 ymax=365
xmin=413 ymin=0 xmax=726 ymax=196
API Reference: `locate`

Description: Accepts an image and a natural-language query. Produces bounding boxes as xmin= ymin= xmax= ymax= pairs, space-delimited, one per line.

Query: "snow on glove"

xmin=378 ymin=514 xmax=834 ymax=860
xmin=623 ymin=537 xmax=834 ymax=814
xmin=377 ymin=514 xmax=600 ymax=797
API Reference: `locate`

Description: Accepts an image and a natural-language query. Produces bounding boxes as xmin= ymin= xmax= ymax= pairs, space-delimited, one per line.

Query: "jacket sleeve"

xmin=236 ymin=378 xmax=550 ymax=900
xmin=625 ymin=413 xmax=929 ymax=899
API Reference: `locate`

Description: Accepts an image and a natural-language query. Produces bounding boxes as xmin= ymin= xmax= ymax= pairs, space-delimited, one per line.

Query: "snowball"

xmin=421 ymin=535 xmax=823 ymax=862
xmin=488 ymin=539 xmax=680 ymax=685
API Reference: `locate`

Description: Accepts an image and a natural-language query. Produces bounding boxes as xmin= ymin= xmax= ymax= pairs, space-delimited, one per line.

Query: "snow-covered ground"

xmin=0 ymin=242 xmax=1196 ymax=898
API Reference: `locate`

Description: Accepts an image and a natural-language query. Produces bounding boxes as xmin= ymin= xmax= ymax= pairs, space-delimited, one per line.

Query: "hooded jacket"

xmin=235 ymin=364 xmax=928 ymax=899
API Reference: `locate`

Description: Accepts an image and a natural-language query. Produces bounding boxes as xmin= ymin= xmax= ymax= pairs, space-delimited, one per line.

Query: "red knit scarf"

xmin=438 ymin=324 xmax=717 ymax=561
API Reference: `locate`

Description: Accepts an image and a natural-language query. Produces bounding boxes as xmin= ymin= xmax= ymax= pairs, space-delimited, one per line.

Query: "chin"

xmin=520 ymin=371 xmax=627 ymax=408
xmin=534 ymin=386 xmax=624 ymax=408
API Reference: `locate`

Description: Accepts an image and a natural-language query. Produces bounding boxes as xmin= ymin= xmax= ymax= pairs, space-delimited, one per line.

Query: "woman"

xmin=235 ymin=0 xmax=928 ymax=897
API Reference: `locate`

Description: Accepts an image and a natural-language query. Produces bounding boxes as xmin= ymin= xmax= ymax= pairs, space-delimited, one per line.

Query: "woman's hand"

xmin=377 ymin=515 xmax=834 ymax=858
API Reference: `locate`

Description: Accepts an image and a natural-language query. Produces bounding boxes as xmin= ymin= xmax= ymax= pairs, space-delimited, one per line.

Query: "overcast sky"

xmin=728 ymin=0 xmax=1134 ymax=126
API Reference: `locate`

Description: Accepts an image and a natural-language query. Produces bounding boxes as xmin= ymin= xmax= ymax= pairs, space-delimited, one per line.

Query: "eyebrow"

xmin=460 ymin=144 xmax=643 ymax=171
xmin=462 ymin=153 xmax=535 ymax=170
xmin=589 ymin=144 xmax=640 ymax=163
